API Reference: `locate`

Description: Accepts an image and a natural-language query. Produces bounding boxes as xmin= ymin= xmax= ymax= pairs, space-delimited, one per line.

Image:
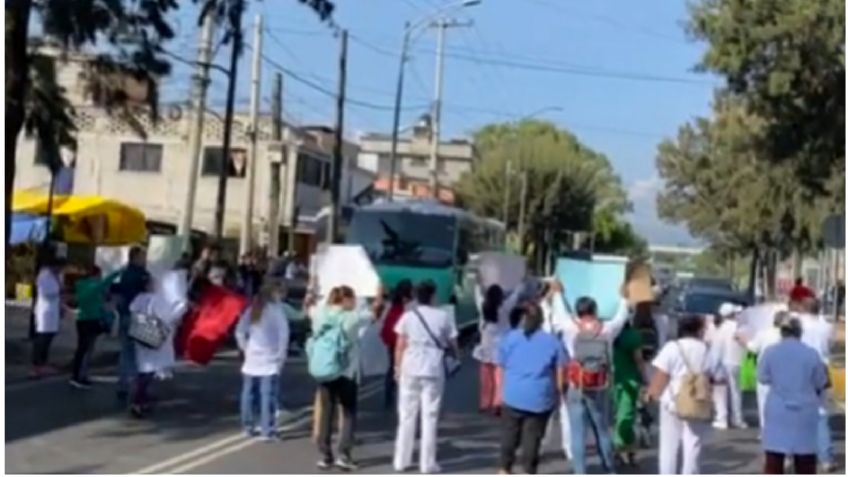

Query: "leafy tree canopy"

xmin=688 ymin=0 xmax=845 ymax=194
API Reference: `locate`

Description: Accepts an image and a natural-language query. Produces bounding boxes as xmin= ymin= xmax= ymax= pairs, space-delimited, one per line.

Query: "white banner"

xmin=477 ymin=252 xmax=526 ymax=293
xmin=314 ymin=245 xmax=381 ymax=298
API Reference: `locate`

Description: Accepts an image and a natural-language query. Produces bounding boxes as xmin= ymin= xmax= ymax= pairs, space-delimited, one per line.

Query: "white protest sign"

xmin=146 ymin=235 xmax=183 ymax=280
xmin=314 ymin=245 xmax=381 ymax=298
xmin=96 ymin=246 xmax=129 ymax=276
xmin=476 ymin=252 xmax=526 ymax=293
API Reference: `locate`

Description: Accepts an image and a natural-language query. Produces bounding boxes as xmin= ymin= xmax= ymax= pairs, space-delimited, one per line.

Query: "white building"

xmin=13 ymin=50 xmax=374 ymax=258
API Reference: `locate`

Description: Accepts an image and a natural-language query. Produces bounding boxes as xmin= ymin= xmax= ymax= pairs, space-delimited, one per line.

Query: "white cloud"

xmin=627 ymin=174 xmax=662 ymax=202
xmin=625 ymin=175 xmax=698 ymax=246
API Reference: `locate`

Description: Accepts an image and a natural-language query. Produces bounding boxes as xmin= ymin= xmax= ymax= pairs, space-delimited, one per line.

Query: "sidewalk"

xmin=5 ymin=301 xmax=121 ymax=385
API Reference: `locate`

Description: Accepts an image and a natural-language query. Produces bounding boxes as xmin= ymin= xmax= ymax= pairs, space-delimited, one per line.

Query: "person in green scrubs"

xmin=70 ymin=266 xmax=121 ymax=388
xmin=612 ymin=320 xmax=645 ymax=467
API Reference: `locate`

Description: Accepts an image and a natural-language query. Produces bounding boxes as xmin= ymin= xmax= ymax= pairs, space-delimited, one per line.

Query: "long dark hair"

xmin=521 ymin=302 xmax=544 ymax=337
xmin=482 ymin=284 xmax=504 ymax=324
xmin=391 ymin=279 xmax=414 ymax=306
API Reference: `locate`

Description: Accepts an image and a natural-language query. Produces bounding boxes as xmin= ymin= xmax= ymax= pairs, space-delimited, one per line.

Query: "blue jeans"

xmin=241 ymin=374 xmax=278 ymax=437
xmin=117 ymin=319 xmax=137 ymax=396
xmin=818 ymin=408 xmax=833 ymax=465
xmin=566 ymin=388 xmax=615 ymax=474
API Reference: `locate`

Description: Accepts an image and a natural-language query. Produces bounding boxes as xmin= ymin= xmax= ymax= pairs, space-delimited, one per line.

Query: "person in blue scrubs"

xmin=497 ymin=303 xmax=569 ymax=474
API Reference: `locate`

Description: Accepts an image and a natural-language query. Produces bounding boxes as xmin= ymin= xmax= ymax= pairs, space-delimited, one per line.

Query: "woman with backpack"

xmin=235 ymin=276 xmax=290 ymax=441
xmin=647 ymin=314 xmax=724 ymax=474
xmin=496 ymin=302 xmax=569 ymax=474
xmin=309 ymin=285 xmax=384 ymax=471
xmin=392 ymin=280 xmax=459 ymax=474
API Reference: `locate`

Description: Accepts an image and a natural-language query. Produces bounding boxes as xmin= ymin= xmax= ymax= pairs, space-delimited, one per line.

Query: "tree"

xmin=456 ymin=120 xmax=633 ymax=270
xmin=5 ymin=0 xmax=179 ymax=249
xmin=592 ymin=208 xmax=648 ymax=258
xmin=688 ymin=0 xmax=845 ymax=195
xmin=5 ymin=0 xmax=336 ymax=249
xmin=656 ymin=98 xmax=835 ymax=297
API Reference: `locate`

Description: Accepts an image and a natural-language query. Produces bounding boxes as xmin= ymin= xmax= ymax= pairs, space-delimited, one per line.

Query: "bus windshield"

xmin=346 ymin=210 xmax=457 ymax=268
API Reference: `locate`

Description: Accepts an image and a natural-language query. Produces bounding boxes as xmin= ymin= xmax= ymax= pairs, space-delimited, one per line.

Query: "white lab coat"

xmin=235 ymin=302 xmax=290 ymax=376
xmin=129 ymin=270 xmax=189 ymax=375
xmin=758 ymin=338 xmax=828 ymax=455
xmin=34 ymin=268 xmax=62 ymax=333
xmin=711 ymin=319 xmax=746 ymax=427
xmin=472 ymin=284 xmax=523 ymax=363
xmin=392 ymin=305 xmax=457 ymax=473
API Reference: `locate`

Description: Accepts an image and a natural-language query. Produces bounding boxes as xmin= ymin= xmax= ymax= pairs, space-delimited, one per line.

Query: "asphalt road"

xmin=7 ymin=348 xmax=846 ymax=475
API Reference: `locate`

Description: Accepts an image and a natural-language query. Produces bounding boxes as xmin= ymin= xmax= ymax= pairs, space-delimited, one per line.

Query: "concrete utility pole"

xmin=517 ymin=169 xmax=528 ymax=253
xmin=266 ymin=72 xmax=283 ymax=258
xmin=387 ymin=22 xmax=411 ymax=202
xmin=178 ymin=15 xmax=215 ymax=252
xmin=327 ymin=29 xmax=348 ymax=245
xmin=240 ymin=14 xmax=262 ymax=256
xmin=213 ymin=0 xmax=244 ymax=241
xmin=502 ymin=159 xmax=512 ymax=225
xmin=428 ymin=18 xmax=471 ymax=199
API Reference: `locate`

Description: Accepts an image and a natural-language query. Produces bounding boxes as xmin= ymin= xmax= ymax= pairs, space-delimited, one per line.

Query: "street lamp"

xmin=386 ymin=0 xmax=482 ymax=201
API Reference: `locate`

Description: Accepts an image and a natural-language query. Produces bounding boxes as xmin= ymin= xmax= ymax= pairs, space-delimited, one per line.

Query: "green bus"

xmin=345 ymin=200 xmax=506 ymax=330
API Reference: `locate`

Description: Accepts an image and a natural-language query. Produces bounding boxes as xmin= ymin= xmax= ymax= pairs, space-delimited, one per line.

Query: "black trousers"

xmin=499 ymin=406 xmax=552 ymax=474
xmin=32 ymin=332 xmax=56 ymax=367
xmin=317 ymin=376 xmax=358 ymax=460
xmin=384 ymin=348 xmax=396 ymax=409
xmin=72 ymin=321 xmax=102 ymax=381
xmin=764 ymin=452 xmax=817 ymax=474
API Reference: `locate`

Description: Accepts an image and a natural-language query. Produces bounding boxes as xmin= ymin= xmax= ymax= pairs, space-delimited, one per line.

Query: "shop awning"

xmin=12 ymin=190 xmax=147 ymax=245
xmin=9 ymin=213 xmax=48 ymax=245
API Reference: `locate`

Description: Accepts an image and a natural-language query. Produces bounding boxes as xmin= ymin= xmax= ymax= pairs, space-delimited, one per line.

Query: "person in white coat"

xmin=31 ymin=255 xmax=65 ymax=376
xmin=128 ymin=269 xmax=189 ymax=418
xmin=758 ymin=317 xmax=829 ymax=474
xmin=473 ymin=282 xmax=524 ymax=415
xmin=740 ymin=310 xmax=787 ymax=435
xmin=235 ymin=276 xmax=290 ymax=440
xmin=795 ymin=298 xmax=836 ymax=472
xmin=711 ymin=303 xmax=747 ymax=430
xmin=648 ymin=314 xmax=725 ymax=475
xmin=392 ymin=280 xmax=459 ymax=474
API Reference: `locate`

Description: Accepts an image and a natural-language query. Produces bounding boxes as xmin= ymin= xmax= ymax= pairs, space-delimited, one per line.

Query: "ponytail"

xmin=251 ymin=276 xmax=283 ymax=323
xmin=482 ymin=285 xmax=504 ymax=324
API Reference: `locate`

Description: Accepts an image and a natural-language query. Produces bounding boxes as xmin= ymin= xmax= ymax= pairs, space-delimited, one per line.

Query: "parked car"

xmin=673 ymin=286 xmax=749 ymax=319
xmin=686 ymin=276 xmax=736 ymax=292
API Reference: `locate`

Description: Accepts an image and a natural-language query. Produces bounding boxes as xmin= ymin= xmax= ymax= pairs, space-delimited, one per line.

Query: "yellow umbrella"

xmin=12 ymin=190 xmax=147 ymax=245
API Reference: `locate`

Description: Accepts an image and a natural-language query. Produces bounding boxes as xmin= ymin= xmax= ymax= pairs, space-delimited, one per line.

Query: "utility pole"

xmin=388 ymin=23 xmax=411 ymax=202
xmin=267 ymin=72 xmax=283 ymax=258
xmin=428 ymin=18 xmax=471 ymax=199
xmin=240 ymin=14 xmax=262 ymax=255
xmin=502 ymin=159 xmax=512 ymax=225
xmin=517 ymin=169 xmax=528 ymax=253
xmin=213 ymin=0 xmax=244 ymax=241
xmin=327 ymin=29 xmax=348 ymax=245
xmin=178 ymin=15 xmax=215 ymax=252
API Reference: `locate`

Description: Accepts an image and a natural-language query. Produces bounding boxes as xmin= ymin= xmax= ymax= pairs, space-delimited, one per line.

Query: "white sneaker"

xmin=421 ymin=464 xmax=442 ymax=474
xmin=733 ymin=421 xmax=749 ymax=430
xmin=712 ymin=421 xmax=728 ymax=430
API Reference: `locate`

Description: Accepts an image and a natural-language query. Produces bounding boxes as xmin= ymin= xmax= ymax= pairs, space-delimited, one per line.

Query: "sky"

xmin=162 ymin=0 xmax=719 ymax=246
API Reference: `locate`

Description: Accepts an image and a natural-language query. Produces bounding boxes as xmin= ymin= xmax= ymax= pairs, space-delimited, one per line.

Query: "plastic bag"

xmin=739 ymin=352 xmax=757 ymax=392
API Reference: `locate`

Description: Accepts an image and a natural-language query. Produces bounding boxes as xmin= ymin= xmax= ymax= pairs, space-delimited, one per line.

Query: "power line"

xmin=258 ymin=51 xmax=428 ymax=112
xmin=349 ymin=32 xmax=709 ymax=85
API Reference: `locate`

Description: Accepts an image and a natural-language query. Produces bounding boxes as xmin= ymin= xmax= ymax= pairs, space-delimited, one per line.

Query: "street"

xmin=6 ymin=349 xmax=844 ymax=474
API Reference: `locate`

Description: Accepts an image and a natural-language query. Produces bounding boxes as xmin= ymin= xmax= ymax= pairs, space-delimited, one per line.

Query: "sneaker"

xmin=421 ymin=464 xmax=442 ymax=474
xmin=68 ymin=379 xmax=91 ymax=389
xmin=316 ymin=458 xmax=334 ymax=471
xmin=335 ymin=457 xmax=359 ymax=472
xmin=820 ymin=462 xmax=837 ymax=474
xmin=129 ymin=405 xmax=146 ymax=419
xmin=256 ymin=434 xmax=279 ymax=443
xmin=733 ymin=421 xmax=749 ymax=430
xmin=712 ymin=421 xmax=728 ymax=430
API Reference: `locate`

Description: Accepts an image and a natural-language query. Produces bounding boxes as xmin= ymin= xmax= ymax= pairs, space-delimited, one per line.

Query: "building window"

xmin=296 ymin=153 xmax=326 ymax=187
xmin=409 ymin=156 xmax=427 ymax=167
xmin=202 ymin=146 xmax=247 ymax=177
xmin=119 ymin=142 xmax=163 ymax=172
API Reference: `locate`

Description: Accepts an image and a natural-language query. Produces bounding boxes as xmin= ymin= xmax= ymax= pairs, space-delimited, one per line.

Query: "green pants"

xmin=613 ymin=380 xmax=640 ymax=450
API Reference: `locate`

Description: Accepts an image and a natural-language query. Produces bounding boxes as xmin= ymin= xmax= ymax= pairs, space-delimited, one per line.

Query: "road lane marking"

xmin=131 ymin=380 xmax=382 ymax=474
